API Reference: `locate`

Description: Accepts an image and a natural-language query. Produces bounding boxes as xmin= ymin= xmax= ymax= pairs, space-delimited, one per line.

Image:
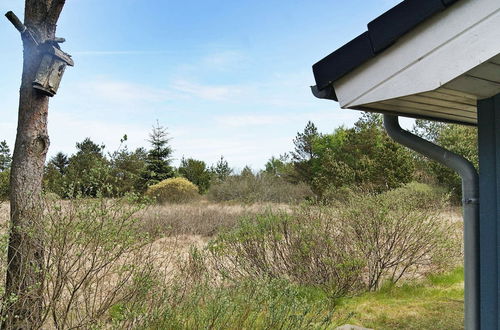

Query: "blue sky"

xmin=0 ymin=0 xmax=404 ymax=170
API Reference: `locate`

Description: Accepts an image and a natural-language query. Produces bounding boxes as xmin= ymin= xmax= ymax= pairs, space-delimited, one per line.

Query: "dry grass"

xmin=138 ymin=200 xmax=291 ymax=237
xmin=0 ymin=202 xmax=8 ymax=225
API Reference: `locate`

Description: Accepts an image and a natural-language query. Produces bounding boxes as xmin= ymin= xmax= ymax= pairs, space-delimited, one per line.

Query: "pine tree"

xmin=291 ymin=121 xmax=319 ymax=184
xmin=0 ymin=140 xmax=12 ymax=172
xmin=240 ymin=166 xmax=254 ymax=178
xmin=49 ymin=152 xmax=69 ymax=174
xmin=211 ymin=156 xmax=232 ymax=181
xmin=75 ymin=138 xmax=105 ymax=157
xmin=141 ymin=122 xmax=174 ymax=188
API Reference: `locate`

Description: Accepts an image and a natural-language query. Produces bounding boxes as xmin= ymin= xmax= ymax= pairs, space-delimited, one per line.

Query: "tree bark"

xmin=3 ymin=1 xmax=66 ymax=328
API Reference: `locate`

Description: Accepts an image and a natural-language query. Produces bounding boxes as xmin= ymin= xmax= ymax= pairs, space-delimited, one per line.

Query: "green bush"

xmin=146 ymin=177 xmax=199 ymax=204
xmin=0 ymin=170 xmax=9 ymax=201
xmin=207 ymin=172 xmax=313 ymax=204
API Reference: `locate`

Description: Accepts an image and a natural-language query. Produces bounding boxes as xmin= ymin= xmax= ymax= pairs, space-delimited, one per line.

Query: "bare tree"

xmin=4 ymin=1 xmax=70 ymax=328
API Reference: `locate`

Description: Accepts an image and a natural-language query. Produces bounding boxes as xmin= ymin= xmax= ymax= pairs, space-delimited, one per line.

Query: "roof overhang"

xmin=312 ymin=0 xmax=500 ymax=125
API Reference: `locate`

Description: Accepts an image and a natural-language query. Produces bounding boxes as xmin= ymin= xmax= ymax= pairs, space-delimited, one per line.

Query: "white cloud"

xmin=215 ymin=114 xmax=283 ymax=127
xmin=214 ymin=109 xmax=359 ymax=129
xmin=72 ymin=50 xmax=173 ymax=56
xmin=47 ymin=112 xmax=151 ymax=157
xmin=201 ymin=50 xmax=249 ymax=71
xmin=78 ymin=79 xmax=171 ymax=104
xmin=170 ymin=79 xmax=240 ymax=102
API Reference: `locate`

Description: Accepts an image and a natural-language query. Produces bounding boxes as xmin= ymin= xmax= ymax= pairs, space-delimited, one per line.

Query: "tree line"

xmin=0 ymin=114 xmax=477 ymax=202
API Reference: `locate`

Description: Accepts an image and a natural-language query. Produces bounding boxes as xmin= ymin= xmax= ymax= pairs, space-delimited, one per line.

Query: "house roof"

xmin=312 ymin=0 xmax=462 ymax=99
xmin=311 ymin=0 xmax=500 ymax=125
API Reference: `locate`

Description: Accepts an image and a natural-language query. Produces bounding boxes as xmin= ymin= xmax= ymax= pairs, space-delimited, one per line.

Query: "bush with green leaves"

xmin=414 ymin=120 xmax=477 ymax=203
xmin=178 ymin=158 xmax=212 ymax=193
xmin=0 ymin=171 xmax=9 ymax=201
xmin=137 ymin=277 xmax=339 ymax=329
xmin=146 ymin=177 xmax=199 ymax=204
xmin=207 ymin=172 xmax=313 ymax=204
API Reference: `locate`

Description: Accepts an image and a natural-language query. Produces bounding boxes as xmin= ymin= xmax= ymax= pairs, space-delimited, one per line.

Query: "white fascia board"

xmin=334 ymin=0 xmax=500 ymax=109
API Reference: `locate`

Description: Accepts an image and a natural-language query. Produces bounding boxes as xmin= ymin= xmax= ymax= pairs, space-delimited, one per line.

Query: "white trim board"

xmin=333 ymin=0 xmax=500 ymax=125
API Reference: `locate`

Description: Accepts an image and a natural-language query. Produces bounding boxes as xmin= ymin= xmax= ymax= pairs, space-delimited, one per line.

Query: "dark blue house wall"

xmin=478 ymin=93 xmax=500 ymax=329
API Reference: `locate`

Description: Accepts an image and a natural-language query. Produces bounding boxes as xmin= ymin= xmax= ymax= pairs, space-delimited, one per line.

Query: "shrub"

xmin=207 ymin=208 xmax=364 ymax=299
xmin=207 ymin=173 xmax=313 ymax=204
xmin=338 ymin=182 xmax=460 ymax=290
xmin=0 ymin=171 xmax=9 ymax=201
xmin=205 ymin=182 xmax=459 ymax=296
xmin=146 ymin=177 xmax=199 ymax=204
xmin=0 ymin=196 xmax=165 ymax=329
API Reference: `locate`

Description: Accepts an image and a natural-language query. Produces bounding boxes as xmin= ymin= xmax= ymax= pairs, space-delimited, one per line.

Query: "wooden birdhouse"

xmin=32 ymin=43 xmax=74 ymax=97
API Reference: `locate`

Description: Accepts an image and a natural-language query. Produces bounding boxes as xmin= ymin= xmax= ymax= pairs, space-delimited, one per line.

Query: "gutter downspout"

xmin=383 ymin=115 xmax=479 ymax=330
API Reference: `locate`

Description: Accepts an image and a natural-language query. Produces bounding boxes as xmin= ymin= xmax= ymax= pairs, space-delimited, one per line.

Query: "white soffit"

xmin=333 ymin=0 xmax=500 ymax=124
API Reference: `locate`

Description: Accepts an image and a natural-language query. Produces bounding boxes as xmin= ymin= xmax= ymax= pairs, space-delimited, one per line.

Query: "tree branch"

xmin=5 ymin=11 xmax=26 ymax=33
xmin=5 ymin=11 xmax=39 ymax=45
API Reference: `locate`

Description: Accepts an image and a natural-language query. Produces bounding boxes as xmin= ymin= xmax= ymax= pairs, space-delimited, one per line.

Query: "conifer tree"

xmin=0 ymin=140 xmax=11 ymax=172
xmin=141 ymin=122 xmax=174 ymax=188
xmin=211 ymin=155 xmax=232 ymax=181
xmin=49 ymin=151 xmax=69 ymax=174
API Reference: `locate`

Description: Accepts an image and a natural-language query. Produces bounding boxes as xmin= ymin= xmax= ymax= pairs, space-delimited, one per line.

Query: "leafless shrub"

xmin=6 ymin=196 xmax=185 ymax=329
xmin=205 ymin=183 xmax=460 ymax=296
xmin=206 ymin=207 xmax=364 ymax=298
xmin=338 ymin=183 xmax=461 ymax=290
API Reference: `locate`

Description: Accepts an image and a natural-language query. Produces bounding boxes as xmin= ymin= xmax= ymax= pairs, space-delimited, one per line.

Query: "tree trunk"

xmin=3 ymin=1 xmax=66 ymax=328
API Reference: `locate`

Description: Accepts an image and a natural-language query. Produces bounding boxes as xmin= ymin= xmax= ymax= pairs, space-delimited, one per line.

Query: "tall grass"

xmin=137 ymin=279 xmax=341 ymax=329
xmin=138 ymin=201 xmax=290 ymax=237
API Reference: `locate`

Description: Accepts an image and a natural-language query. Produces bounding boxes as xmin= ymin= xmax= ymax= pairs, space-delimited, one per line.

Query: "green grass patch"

xmin=136 ymin=269 xmax=464 ymax=329
xmin=336 ymin=267 xmax=464 ymax=329
xmin=137 ymin=279 xmax=343 ymax=329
